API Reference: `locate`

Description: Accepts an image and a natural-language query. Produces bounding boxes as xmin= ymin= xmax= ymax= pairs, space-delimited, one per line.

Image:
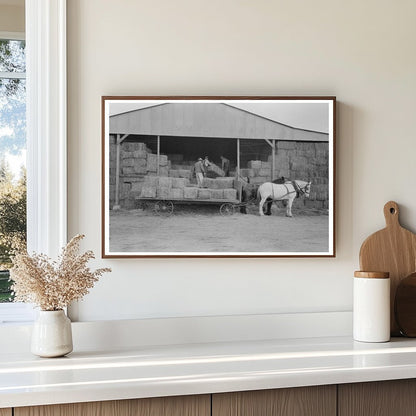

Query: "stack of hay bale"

xmin=238 ymin=140 xmax=329 ymax=210
xmin=271 ymin=141 xmax=329 ymax=210
xmin=118 ymin=142 xmax=170 ymax=177
xmin=109 ymin=141 xmax=171 ymax=209
xmin=139 ymin=176 xmax=238 ymax=202
xmin=239 ymin=160 xmax=272 ymax=185
xmin=169 ymin=157 xmax=193 ymax=179
xmin=110 ymin=141 xmax=240 ymax=209
xmin=140 ymin=176 xmax=191 ymax=199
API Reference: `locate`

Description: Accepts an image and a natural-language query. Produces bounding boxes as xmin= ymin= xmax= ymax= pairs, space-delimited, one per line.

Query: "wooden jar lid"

xmin=354 ymin=271 xmax=390 ymax=279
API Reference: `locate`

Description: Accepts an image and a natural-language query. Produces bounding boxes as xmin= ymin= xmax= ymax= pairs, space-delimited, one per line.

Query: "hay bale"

xmin=277 ymin=169 xmax=290 ymax=178
xmin=223 ymin=189 xmax=237 ymax=200
xmin=147 ymin=154 xmax=158 ymax=172
xmin=132 ymin=150 xmax=148 ymax=159
xmin=158 ymin=177 xmax=172 ymax=189
xmin=131 ymin=182 xmax=143 ymax=193
xmin=202 ymin=178 xmax=215 ymax=188
xmin=121 ymin=151 xmax=135 ymax=160
xmin=133 ymin=158 xmax=146 ymax=168
xmin=210 ymin=189 xmax=224 ymax=199
xmin=123 ymin=158 xmax=135 ymax=167
xmin=277 ymin=141 xmax=296 ymax=150
xmin=137 ymin=142 xmax=148 ymax=152
xmin=250 ymin=176 xmax=269 ymax=185
xmin=184 ymin=187 xmax=198 ymax=199
xmin=123 ymin=142 xmax=147 ymax=152
xmin=291 ymin=156 xmax=308 ymax=166
xmin=140 ymin=186 xmax=156 ymax=198
xmin=316 ymin=150 xmax=328 ymax=160
xmin=212 ymin=178 xmax=235 ymax=189
xmin=315 ymin=142 xmax=328 ymax=152
xmin=169 ymin=170 xmax=179 ymax=178
xmin=159 ymin=166 xmax=169 ymax=177
xmin=159 ymin=155 xmax=168 ymax=166
xmin=122 ymin=167 xmax=135 ymax=175
xmin=259 ymin=168 xmax=271 ymax=177
xmin=157 ymin=187 xmax=170 ymax=198
xmin=261 ymin=161 xmax=271 ymax=169
xmin=248 ymin=160 xmax=262 ymax=169
xmin=143 ymin=175 xmax=159 ymax=187
xmin=240 ymin=168 xmax=255 ymax=178
xmin=172 ymin=178 xmax=189 ymax=189
xmin=276 ymin=158 xmax=290 ymax=170
xmin=308 ymin=191 xmax=317 ymax=200
xmin=133 ymin=166 xmax=147 ymax=175
xmin=208 ymin=162 xmax=225 ymax=177
xmin=178 ymin=169 xmax=191 ymax=178
xmin=305 ymin=200 xmax=323 ymax=209
xmin=297 ymin=149 xmax=315 ymax=158
xmin=296 ymin=142 xmax=313 ymax=151
xmin=198 ymin=189 xmax=211 ymax=199
xmin=169 ymin=188 xmax=184 ymax=199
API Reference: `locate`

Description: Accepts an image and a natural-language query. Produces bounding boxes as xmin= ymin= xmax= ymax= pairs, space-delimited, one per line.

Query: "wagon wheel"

xmin=154 ymin=200 xmax=174 ymax=216
xmin=220 ymin=203 xmax=235 ymax=216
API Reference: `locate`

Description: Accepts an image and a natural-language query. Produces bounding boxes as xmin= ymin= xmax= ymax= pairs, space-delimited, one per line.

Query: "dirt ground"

xmin=109 ymin=202 xmax=329 ymax=254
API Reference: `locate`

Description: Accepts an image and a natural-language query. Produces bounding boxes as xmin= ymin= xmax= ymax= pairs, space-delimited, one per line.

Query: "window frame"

xmin=0 ymin=0 xmax=67 ymax=323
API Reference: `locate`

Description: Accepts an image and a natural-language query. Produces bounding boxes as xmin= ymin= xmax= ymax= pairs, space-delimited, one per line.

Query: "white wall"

xmin=67 ymin=0 xmax=416 ymax=322
xmin=0 ymin=4 xmax=24 ymax=33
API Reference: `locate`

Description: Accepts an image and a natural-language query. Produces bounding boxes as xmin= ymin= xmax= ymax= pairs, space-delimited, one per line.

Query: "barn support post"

xmin=237 ymin=138 xmax=241 ymax=203
xmin=157 ymin=135 xmax=160 ymax=176
xmin=113 ymin=134 xmax=129 ymax=210
xmin=264 ymin=138 xmax=276 ymax=181
xmin=237 ymin=138 xmax=240 ymax=178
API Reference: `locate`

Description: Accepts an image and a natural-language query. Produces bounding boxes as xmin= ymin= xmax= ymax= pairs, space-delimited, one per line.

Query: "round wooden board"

xmin=359 ymin=201 xmax=416 ymax=335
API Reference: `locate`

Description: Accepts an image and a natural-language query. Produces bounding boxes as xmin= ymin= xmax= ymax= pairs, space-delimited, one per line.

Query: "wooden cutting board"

xmin=359 ymin=201 xmax=416 ymax=335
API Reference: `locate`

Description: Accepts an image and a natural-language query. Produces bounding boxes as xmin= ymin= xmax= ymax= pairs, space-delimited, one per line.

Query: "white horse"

xmin=258 ymin=180 xmax=311 ymax=217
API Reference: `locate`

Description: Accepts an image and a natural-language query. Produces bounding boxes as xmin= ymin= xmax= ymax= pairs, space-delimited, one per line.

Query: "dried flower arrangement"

xmin=10 ymin=234 xmax=111 ymax=311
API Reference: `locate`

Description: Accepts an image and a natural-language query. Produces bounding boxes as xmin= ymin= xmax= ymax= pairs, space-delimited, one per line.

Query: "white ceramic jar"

xmin=353 ymin=271 xmax=390 ymax=343
xmin=31 ymin=310 xmax=73 ymax=357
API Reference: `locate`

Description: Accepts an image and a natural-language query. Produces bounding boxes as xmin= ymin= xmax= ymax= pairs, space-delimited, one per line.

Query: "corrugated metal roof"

xmin=109 ymin=103 xmax=329 ymax=142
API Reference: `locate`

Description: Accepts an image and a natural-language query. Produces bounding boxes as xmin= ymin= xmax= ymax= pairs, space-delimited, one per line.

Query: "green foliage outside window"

xmin=0 ymin=39 xmax=27 ymax=302
xmin=0 ymin=162 xmax=26 ymax=302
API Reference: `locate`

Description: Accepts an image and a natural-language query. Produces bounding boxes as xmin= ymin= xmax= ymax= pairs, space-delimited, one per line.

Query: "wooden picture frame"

xmin=102 ymin=96 xmax=336 ymax=258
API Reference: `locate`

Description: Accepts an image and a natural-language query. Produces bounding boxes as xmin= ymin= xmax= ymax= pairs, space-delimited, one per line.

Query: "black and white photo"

xmin=102 ymin=97 xmax=335 ymax=257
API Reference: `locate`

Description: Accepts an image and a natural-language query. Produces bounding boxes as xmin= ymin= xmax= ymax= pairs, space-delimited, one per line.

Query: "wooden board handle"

xmin=384 ymin=201 xmax=400 ymax=228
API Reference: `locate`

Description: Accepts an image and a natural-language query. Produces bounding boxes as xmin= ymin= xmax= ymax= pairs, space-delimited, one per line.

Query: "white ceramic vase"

xmin=31 ymin=310 xmax=73 ymax=357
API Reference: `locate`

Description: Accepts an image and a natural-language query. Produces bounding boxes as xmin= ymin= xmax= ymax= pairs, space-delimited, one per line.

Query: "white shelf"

xmin=2 ymin=336 xmax=416 ymax=408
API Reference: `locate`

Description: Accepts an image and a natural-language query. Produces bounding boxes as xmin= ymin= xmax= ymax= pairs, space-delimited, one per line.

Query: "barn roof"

xmin=109 ymin=103 xmax=329 ymax=142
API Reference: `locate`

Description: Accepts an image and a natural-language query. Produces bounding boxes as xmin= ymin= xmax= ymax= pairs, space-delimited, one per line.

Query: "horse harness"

xmin=270 ymin=180 xmax=307 ymax=200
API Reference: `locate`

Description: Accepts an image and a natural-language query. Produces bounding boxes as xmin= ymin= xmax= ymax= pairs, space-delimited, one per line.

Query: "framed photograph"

xmin=102 ymin=96 xmax=336 ymax=258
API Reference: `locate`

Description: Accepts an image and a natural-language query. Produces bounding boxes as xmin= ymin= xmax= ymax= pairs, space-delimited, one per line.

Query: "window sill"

xmin=0 ymin=303 xmax=35 ymax=325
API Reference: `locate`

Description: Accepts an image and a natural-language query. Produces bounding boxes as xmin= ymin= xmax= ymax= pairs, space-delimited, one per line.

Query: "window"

xmin=0 ymin=36 xmax=26 ymax=306
xmin=0 ymin=0 xmax=67 ymax=324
